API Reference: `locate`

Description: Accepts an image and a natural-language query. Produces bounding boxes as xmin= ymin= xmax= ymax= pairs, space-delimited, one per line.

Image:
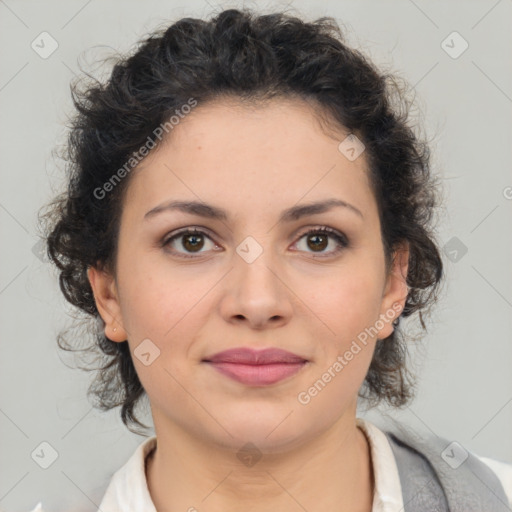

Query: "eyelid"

xmin=294 ymin=224 xmax=347 ymax=241
xmin=162 ymin=225 xmax=217 ymax=243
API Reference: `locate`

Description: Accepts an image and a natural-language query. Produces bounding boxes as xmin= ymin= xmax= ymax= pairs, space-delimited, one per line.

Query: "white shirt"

xmin=29 ymin=418 xmax=512 ymax=512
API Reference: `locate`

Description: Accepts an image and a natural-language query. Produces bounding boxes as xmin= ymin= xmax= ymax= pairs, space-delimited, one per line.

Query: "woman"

xmin=39 ymin=7 xmax=511 ymax=512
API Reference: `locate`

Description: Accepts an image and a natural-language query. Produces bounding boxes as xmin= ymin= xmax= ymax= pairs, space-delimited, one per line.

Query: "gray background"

xmin=0 ymin=0 xmax=511 ymax=510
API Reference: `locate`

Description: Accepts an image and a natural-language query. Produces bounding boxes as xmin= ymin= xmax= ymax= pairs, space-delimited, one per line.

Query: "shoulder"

xmin=474 ymin=454 xmax=512 ymax=509
xmin=381 ymin=418 xmax=512 ymax=510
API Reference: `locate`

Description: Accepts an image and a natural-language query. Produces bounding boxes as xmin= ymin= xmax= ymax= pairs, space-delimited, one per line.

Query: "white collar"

xmin=357 ymin=417 xmax=404 ymax=512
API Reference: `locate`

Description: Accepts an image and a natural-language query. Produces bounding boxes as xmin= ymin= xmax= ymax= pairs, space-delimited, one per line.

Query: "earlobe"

xmin=87 ymin=266 xmax=127 ymax=342
xmin=377 ymin=242 xmax=410 ymax=340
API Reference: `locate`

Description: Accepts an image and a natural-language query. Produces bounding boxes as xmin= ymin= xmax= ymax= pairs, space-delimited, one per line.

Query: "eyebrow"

xmin=144 ymin=198 xmax=364 ymax=223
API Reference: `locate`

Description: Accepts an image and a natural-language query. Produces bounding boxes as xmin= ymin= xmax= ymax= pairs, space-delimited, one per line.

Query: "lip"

xmin=205 ymin=347 xmax=307 ymax=365
xmin=203 ymin=348 xmax=308 ymax=386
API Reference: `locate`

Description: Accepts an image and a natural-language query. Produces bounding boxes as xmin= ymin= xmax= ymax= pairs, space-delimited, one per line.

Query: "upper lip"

xmin=203 ymin=347 xmax=307 ymax=365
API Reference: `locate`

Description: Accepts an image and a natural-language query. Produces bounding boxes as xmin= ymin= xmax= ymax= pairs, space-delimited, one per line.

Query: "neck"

xmin=146 ymin=414 xmax=374 ymax=512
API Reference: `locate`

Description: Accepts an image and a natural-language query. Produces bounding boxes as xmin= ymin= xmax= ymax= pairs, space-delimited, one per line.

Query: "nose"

xmin=218 ymin=243 xmax=293 ymax=330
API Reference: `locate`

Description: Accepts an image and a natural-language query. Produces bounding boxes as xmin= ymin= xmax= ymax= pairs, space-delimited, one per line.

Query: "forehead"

xmin=123 ymin=97 xmax=376 ymax=222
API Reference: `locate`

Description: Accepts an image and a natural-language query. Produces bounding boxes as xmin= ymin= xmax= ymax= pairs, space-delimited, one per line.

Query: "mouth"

xmin=202 ymin=347 xmax=308 ymax=386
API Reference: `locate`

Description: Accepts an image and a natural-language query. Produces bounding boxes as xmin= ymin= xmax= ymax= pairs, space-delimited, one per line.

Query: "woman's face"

xmin=89 ymin=97 xmax=408 ymax=451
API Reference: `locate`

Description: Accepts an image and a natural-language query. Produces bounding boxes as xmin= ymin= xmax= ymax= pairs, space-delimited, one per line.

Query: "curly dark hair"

xmin=39 ymin=7 xmax=444 ymax=434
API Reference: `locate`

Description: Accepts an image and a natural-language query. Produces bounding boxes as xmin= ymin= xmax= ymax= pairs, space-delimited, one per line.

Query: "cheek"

xmin=116 ymin=244 xmax=204 ymax=335
xmin=117 ymin=270 xmax=207 ymax=404
xmin=310 ymin=263 xmax=384 ymax=331
xmin=298 ymin=273 xmax=381 ymax=411
xmin=121 ymin=275 xmax=205 ymax=341
xmin=301 ymin=259 xmax=384 ymax=383
xmin=117 ymin=262 xmax=219 ymax=401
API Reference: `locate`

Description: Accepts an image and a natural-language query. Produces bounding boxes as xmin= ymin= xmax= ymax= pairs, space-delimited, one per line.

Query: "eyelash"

xmin=161 ymin=226 xmax=349 ymax=260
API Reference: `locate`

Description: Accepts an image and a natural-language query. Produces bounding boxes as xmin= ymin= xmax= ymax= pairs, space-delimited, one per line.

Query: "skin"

xmin=88 ymin=97 xmax=409 ymax=512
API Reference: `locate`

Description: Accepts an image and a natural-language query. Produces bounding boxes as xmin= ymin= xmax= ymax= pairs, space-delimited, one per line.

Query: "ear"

xmin=376 ymin=242 xmax=410 ymax=340
xmin=87 ymin=266 xmax=127 ymax=342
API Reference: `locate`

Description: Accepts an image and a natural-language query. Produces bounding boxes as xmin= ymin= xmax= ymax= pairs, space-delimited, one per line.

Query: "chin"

xmin=210 ymin=413 xmax=313 ymax=454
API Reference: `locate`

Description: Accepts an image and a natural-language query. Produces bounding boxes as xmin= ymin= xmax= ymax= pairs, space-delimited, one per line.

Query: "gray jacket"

xmin=384 ymin=422 xmax=510 ymax=511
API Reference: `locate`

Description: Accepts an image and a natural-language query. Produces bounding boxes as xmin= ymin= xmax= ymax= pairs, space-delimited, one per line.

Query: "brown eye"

xmin=181 ymin=232 xmax=205 ymax=252
xmin=162 ymin=228 xmax=218 ymax=258
xmin=294 ymin=227 xmax=349 ymax=257
xmin=306 ymin=233 xmax=329 ymax=252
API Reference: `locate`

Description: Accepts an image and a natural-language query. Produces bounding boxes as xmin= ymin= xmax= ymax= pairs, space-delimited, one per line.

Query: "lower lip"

xmin=205 ymin=361 xmax=307 ymax=386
